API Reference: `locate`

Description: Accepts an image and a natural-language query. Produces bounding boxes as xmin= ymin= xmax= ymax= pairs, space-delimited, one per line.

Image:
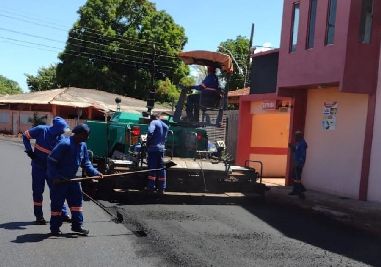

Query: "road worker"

xmin=47 ymin=123 xmax=103 ymax=236
xmin=185 ymin=66 xmax=220 ymax=122
xmin=288 ymin=130 xmax=308 ymax=200
xmin=146 ymin=112 xmax=169 ymax=194
xmin=22 ymin=116 xmax=71 ymax=225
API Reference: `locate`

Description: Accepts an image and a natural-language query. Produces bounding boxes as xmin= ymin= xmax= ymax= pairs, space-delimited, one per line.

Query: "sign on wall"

xmin=322 ymin=101 xmax=337 ymax=130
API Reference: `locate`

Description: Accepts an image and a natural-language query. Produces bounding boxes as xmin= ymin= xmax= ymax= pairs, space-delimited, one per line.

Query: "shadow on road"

xmin=12 ymin=233 xmax=51 ymax=243
xmin=242 ymin=203 xmax=381 ymax=267
xmin=100 ymin=191 xmax=381 ymax=266
xmin=0 ymin=221 xmax=35 ymax=230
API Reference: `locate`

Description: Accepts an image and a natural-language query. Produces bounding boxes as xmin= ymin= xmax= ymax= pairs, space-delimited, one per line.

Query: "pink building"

xmin=237 ymin=0 xmax=381 ymax=202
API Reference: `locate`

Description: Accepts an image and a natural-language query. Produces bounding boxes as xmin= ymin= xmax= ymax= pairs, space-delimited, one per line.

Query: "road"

xmin=1 ymin=139 xmax=381 ymax=266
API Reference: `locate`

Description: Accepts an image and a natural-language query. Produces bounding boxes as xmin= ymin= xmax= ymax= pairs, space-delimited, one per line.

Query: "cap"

xmin=72 ymin=124 xmax=90 ymax=135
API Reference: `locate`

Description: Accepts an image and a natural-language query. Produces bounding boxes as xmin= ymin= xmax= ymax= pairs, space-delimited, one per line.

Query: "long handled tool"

xmin=62 ymin=168 xmax=164 ymax=183
xmin=54 ymin=160 xmax=177 ymax=184
xmin=82 ymin=190 xmax=124 ymax=223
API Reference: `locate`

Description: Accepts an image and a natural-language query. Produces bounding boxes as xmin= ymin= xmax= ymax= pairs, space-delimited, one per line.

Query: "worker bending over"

xmin=47 ymin=124 xmax=103 ymax=236
xmin=22 ymin=116 xmax=71 ymax=225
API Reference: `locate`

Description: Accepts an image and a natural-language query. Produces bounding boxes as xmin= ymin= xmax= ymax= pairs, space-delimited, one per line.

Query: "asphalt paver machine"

xmin=84 ymin=50 xmax=268 ymax=199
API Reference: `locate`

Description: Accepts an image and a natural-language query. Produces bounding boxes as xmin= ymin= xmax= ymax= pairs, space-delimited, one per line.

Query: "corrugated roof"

xmin=0 ymin=87 xmax=168 ymax=113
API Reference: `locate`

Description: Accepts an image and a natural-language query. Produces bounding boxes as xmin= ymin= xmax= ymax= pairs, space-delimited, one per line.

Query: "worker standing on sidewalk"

xmin=288 ymin=130 xmax=308 ymax=199
xmin=146 ymin=112 xmax=169 ymax=194
xmin=22 ymin=116 xmax=71 ymax=225
xmin=47 ymin=124 xmax=103 ymax=236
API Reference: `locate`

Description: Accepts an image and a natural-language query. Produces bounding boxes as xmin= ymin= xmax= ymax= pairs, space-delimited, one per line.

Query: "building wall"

xmin=278 ymin=0 xmax=349 ymax=89
xmin=342 ymin=0 xmax=381 ymax=94
xmin=303 ymin=87 xmax=368 ymax=198
xmin=250 ymin=51 xmax=279 ymax=94
xmin=367 ymin=51 xmax=381 ymax=202
xmin=236 ymin=98 xmax=290 ymax=177
xmin=278 ymin=0 xmax=381 ymax=94
xmin=249 ymin=109 xmax=290 ymax=177
xmin=0 ymin=110 xmax=52 ymax=134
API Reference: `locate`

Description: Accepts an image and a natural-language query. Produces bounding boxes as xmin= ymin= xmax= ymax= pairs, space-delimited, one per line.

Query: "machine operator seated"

xmin=185 ymin=66 xmax=221 ymax=122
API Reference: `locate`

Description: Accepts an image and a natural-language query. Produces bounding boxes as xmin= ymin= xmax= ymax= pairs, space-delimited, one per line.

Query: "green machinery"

xmin=84 ymin=50 xmax=268 ymax=198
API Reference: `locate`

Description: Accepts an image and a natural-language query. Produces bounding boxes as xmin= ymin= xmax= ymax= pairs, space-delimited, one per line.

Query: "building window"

xmin=0 ymin=112 xmax=10 ymax=123
xmin=306 ymin=0 xmax=318 ymax=49
xmin=360 ymin=0 xmax=373 ymax=44
xmin=325 ymin=0 xmax=337 ymax=45
xmin=290 ymin=3 xmax=300 ymax=52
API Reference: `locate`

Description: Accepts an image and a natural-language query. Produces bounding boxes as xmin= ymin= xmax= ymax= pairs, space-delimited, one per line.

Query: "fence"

xmin=202 ymin=110 xmax=239 ymax=162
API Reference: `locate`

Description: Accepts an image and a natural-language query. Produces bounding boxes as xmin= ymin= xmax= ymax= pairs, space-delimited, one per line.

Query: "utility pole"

xmin=246 ymin=23 xmax=255 ymax=88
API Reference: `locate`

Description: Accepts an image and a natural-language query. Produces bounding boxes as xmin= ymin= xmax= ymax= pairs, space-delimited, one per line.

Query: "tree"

xmin=0 ymin=75 xmax=22 ymax=95
xmin=25 ymin=65 xmax=60 ymax=92
xmin=217 ymin=36 xmax=250 ymax=90
xmin=56 ymin=0 xmax=189 ymax=100
xmin=156 ymin=78 xmax=179 ymax=103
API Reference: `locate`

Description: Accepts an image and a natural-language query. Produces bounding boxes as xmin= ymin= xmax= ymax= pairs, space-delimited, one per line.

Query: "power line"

xmin=0 ymin=21 xmax=178 ymax=61
xmin=0 ymin=37 xmax=169 ymax=72
xmin=0 ymin=9 xmax=182 ymax=54
xmin=0 ymin=35 xmax=175 ymax=71
xmin=0 ymin=27 xmax=179 ymax=67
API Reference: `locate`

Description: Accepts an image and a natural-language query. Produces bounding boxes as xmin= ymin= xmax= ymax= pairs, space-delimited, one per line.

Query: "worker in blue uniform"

xmin=47 ymin=124 xmax=102 ymax=236
xmin=146 ymin=113 xmax=169 ymax=194
xmin=22 ymin=116 xmax=71 ymax=225
xmin=288 ymin=131 xmax=308 ymax=200
xmin=185 ymin=66 xmax=220 ymax=122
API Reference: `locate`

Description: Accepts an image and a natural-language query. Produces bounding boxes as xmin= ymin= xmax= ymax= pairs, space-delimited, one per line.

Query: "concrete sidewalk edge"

xmin=266 ymin=186 xmax=381 ymax=238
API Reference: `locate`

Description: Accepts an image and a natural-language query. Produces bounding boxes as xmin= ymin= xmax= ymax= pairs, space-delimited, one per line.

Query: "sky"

xmin=0 ymin=0 xmax=283 ymax=92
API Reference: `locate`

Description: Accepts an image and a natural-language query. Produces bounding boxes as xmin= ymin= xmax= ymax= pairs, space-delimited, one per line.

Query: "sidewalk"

xmin=265 ymin=184 xmax=381 ymax=238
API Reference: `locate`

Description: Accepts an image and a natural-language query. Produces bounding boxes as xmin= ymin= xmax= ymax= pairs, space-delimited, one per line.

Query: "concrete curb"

xmin=266 ymin=186 xmax=381 ymax=237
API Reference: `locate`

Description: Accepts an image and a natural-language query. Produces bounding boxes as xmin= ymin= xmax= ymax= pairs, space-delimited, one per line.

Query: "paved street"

xmin=1 ymin=139 xmax=381 ymax=266
xmin=0 ymin=140 xmax=163 ymax=267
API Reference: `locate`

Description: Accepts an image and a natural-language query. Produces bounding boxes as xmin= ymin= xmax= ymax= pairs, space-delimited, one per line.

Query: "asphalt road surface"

xmin=1 ymin=139 xmax=381 ymax=266
xmin=103 ymin=192 xmax=381 ymax=267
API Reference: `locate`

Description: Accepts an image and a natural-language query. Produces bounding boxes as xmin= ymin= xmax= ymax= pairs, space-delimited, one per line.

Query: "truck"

xmin=84 ymin=50 xmax=268 ymax=199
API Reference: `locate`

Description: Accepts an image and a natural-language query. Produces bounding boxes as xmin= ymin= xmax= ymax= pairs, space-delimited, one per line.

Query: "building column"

xmin=359 ymin=93 xmax=376 ymax=201
xmin=235 ymin=97 xmax=252 ymax=166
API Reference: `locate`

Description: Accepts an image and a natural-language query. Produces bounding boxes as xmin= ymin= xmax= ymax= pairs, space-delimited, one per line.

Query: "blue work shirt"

xmin=147 ymin=119 xmax=169 ymax=152
xmin=47 ymin=136 xmax=99 ymax=180
xmin=23 ymin=125 xmax=64 ymax=169
xmin=192 ymin=74 xmax=219 ymax=95
xmin=293 ymin=139 xmax=308 ymax=166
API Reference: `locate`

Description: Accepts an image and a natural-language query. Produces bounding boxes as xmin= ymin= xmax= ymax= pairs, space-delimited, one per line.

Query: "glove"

xmin=25 ymin=150 xmax=35 ymax=160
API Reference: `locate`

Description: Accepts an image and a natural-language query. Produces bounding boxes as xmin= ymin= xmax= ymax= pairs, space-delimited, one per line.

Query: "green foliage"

xmin=56 ymin=0 xmax=189 ymax=99
xmin=28 ymin=113 xmax=47 ymax=127
xmin=0 ymin=75 xmax=22 ymax=95
xmin=156 ymin=78 xmax=179 ymax=103
xmin=217 ymin=36 xmax=250 ymax=90
xmin=179 ymin=75 xmax=195 ymax=87
xmin=25 ymin=65 xmax=59 ymax=92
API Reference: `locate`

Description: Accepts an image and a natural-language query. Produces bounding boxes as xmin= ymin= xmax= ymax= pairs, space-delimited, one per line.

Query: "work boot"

xmin=71 ymin=227 xmax=90 ymax=236
xmin=62 ymin=215 xmax=72 ymax=223
xmin=35 ymin=217 xmax=47 ymax=225
xmin=50 ymin=230 xmax=62 ymax=236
